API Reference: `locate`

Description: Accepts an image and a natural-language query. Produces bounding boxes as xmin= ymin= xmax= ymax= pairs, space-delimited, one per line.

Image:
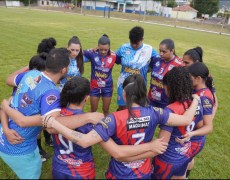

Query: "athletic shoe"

xmin=40 ymin=150 xmax=51 ymax=162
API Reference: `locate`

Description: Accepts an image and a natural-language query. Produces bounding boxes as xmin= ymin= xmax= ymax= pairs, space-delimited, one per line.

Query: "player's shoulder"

xmin=173 ymin=56 xmax=184 ymax=66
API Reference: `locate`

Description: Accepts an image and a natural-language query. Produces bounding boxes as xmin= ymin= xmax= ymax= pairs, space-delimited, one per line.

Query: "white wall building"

xmin=171 ymin=4 xmax=198 ymax=20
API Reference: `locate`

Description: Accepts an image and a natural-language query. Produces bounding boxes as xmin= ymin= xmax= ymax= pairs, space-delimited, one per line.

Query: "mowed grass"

xmin=0 ymin=7 xmax=230 ymax=179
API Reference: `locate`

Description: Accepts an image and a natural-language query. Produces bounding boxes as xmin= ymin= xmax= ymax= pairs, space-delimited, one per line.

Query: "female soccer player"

xmin=183 ymin=47 xmax=218 ymax=178
xmin=152 ymin=66 xmax=205 ymax=179
xmin=183 ymin=46 xmax=218 ymax=116
xmin=84 ymin=34 xmax=116 ymax=116
xmin=115 ymin=26 xmax=158 ymax=111
xmin=178 ymin=62 xmax=215 ymax=178
xmin=148 ymin=38 xmax=184 ymax=108
xmin=41 ymin=74 xmax=200 ymax=179
xmin=59 ymin=36 xmax=84 ymax=91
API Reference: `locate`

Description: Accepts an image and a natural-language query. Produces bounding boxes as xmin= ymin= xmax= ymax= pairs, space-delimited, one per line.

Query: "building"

xmin=171 ymin=4 xmax=198 ymax=20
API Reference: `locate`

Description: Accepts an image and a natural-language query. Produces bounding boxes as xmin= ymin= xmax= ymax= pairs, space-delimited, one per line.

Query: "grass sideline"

xmin=0 ymin=7 xmax=229 ymax=179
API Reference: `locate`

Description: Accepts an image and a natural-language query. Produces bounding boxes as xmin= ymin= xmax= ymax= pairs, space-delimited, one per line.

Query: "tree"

xmin=167 ymin=0 xmax=177 ymax=8
xmin=191 ymin=0 xmax=219 ymax=17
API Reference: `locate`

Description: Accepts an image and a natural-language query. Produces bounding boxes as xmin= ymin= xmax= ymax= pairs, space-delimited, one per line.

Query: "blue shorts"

xmin=117 ymin=85 xmax=126 ymax=106
xmin=152 ymin=157 xmax=188 ymax=178
xmin=0 ymin=147 xmax=42 ymax=179
xmin=90 ymin=87 xmax=113 ymax=97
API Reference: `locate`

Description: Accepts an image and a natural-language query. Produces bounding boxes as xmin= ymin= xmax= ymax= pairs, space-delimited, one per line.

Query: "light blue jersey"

xmin=116 ymin=43 xmax=158 ymax=106
xmin=0 ymin=70 xmax=61 ymax=156
xmin=59 ymin=58 xmax=81 ymax=91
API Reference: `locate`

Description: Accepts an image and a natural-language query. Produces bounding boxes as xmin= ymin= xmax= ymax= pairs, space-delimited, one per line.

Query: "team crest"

xmin=20 ymin=93 xmax=32 ymax=108
xmin=95 ymin=56 xmax=99 ymax=62
xmin=168 ymin=64 xmax=174 ymax=71
xmin=155 ymin=61 xmax=160 ymax=67
xmin=126 ymin=50 xmax=130 ymax=55
xmin=107 ymin=58 xmax=112 ymax=64
xmin=46 ymin=95 xmax=57 ymax=105
xmin=204 ymin=99 xmax=210 ymax=105
xmin=141 ymin=50 xmax=146 ymax=57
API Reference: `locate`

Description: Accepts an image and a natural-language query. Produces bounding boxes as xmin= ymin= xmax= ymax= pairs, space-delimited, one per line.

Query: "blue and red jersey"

xmin=94 ymin=106 xmax=170 ymax=179
xmin=84 ymin=50 xmax=116 ymax=89
xmin=152 ymin=101 xmax=204 ymax=179
xmin=52 ymin=108 xmax=95 ymax=179
xmin=148 ymin=56 xmax=184 ymax=108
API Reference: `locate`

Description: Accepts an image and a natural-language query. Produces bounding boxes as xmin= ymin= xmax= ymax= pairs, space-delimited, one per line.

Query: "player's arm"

xmin=43 ymin=116 xmax=103 ymax=148
xmin=165 ymin=94 xmax=200 ymax=126
xmin=212 ymin=92 xmax=218 ymax=118
xmin=1 ymin=108 xmax=24 ymax=144
xmin=6 ymin=66 xmax=29 ymax=86
xmin=56 ymin=112 xmax=104 ymax=129
xmin=99 ymin=137 xmax=167 ymax=160
xmin=1 ymin=99 xmax=42 ymax=127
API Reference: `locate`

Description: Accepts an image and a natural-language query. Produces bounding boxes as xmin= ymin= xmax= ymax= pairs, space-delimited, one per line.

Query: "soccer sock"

xmin=37 ymin=138 xmax=43 ymax=152
xmin=43 ymin=130 xmax=51 ymax=142
xmin=186 ymin=170 xmax=191 ymax=178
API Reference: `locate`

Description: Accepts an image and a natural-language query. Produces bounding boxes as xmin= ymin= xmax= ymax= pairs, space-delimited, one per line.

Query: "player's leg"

xmin=186 ymin=158 xmax=195 ymax=178
xmin=101 ymin=88 xmax=113 ymax=116
xmin=90 ymin=88 xmax=101 ymax=112
xmin=117 ymin=85 xmax=126 ymax=111
xmin=90 ymin=96 xmax=100 ymax=112
xmin=0 ymin=147 xmax=42 ymax=179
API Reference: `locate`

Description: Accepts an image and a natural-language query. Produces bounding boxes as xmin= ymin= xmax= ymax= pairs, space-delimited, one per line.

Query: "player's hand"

xmin=87 ymin=112 xmax=104 ymax=125
xmin=88 ymin=47 xmax=98 ymax=52
xmin=1 ymin=99 xmax=10 ymax=111
xmin=175 ymin=132 xmax=193 ymax=144
xmin=4 ymin=128 xmax=24 ymax=144
xmin=192 ymin=94 xmax=200 ymax=103
xmin=45 ymin=127 xmax=58 ymax=134
xmin=150 ymin=137 xmax=168 ymax=154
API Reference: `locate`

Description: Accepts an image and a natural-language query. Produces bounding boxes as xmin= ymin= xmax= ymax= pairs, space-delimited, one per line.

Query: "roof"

xmin=173 ymin=4 xmax=198 ymax=12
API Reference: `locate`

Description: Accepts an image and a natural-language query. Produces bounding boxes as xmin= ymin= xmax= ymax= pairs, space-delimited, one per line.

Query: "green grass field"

xmin=0 ymin=7 xmax=230 ymax=179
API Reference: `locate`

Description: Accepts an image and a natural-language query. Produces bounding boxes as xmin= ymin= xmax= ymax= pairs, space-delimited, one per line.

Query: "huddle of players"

xmin=0 ymin=26 xmax=217 ymax=179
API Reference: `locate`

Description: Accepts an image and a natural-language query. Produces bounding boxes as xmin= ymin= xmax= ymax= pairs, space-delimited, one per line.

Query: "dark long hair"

xmin=184 ymin=46 xmax=203 ymax=62
xmin=163 ymin=66 xmax=193 ymax=109
xmin=60 ymin=76 xmax=90 ymax=108
xmin=122 ymin=74 xmax=149 ymax=118
xmin=37 ymin=37 xmax=56 ymax=54
xmin=188 ymin=62 xmax=215 ymax=103
xmin=68 ymin=36 xmax=84 ymax=74
xmin=160 ymin=38 xmax=176 ymax=55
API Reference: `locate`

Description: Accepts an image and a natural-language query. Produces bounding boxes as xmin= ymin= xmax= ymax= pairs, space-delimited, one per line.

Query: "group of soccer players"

xmin=0 ymin=25 xmax=217 ymax=179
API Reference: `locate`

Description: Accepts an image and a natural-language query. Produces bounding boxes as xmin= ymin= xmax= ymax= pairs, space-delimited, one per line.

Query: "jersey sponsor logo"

xmin=168 ymin=64 xmax=174 ymax=71
xmin=95 ymin=71 xmax=108 ymax=79
xmin=127 ymin=116 xmax=150 ymax=131
xmin=175 ymin=141 xmax=191 ymax=156
xmin=46 ymin=95 xmax=57 ymax=105
xmin=25 ymin=75 xmax=42 ymax=90
xmin=203 ymin=99 xmax=212 ymax=108
xmin=151 ymin=78 xmax=163 ymax=88
xmin=95 ymin=66 xmax=110 ymax=72
xmin=20 ymin=93 xmax=32 ymax=108
xmin=195 ymin=105 xmax=201 ymax=115
xmin=151 ymin=71 xmax=163 ymax=80
xmin=101 ymin=117 xmax=112 ymax=129
xmin=122 ymin=159 xmax=145 ymax=168
xmin=57 ymin=155 xmax=83 ymax=166
xmin=153 ymin=107 xmax=163 ymax=115
xmin=124 ymin=67 xmax=140 ymax=75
